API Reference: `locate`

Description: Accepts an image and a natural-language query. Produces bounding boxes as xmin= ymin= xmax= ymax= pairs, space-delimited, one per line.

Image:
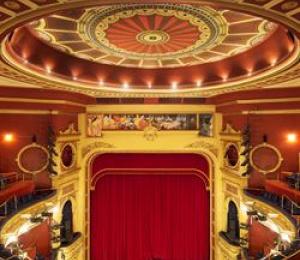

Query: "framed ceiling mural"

xmin=87 ymin=113 xmax=213 ymax=137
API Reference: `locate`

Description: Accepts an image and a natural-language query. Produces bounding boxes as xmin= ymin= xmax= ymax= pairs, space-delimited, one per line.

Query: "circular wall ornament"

xmin=61 ymin=143 xmax=76 ymax=169
xmin=224 ymin=143 xmax=239 ymax=168
xmin=16 ymin=143 xmax=49 ymax=175
xmin=250 ymin=143 xmax=283 ymax=174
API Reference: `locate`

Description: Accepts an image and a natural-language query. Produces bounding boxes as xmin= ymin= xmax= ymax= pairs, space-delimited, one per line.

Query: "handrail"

xmin=285 ymin=248 xmax=300 ymax=259
xmin=281 ymin=194 xmax=300 ymax=216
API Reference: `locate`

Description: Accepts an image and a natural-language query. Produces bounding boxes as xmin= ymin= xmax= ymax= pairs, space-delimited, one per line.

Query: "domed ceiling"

xmin=30 ymin=4 xmax=277 ymax=69
xmin=1 ymin=3 xmax=298 ymax=97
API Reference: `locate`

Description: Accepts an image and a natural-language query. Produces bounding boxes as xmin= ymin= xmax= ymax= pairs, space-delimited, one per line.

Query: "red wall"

xmin=0 ymin=113 xmax=78 ymax=188
xmin=212 ymin=88 xmax=300 ymax=188
xmin=223 ymin=114 xmax=300 ymax=187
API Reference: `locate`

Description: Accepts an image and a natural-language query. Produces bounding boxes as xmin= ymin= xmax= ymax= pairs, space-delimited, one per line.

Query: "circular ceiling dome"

xmin=30 ymin=4 xmax=277 ymax=68
xmin=2 ymin=3 xmax=297 ymax=96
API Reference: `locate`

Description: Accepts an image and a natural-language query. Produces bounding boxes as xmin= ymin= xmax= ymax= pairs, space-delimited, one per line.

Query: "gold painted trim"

xmin=60 ymin=142 xmax=77 ymax=171
xmin=1 ymin=35 xmax=299 ymax=98
xmin=90 ymin=167 xmax=210 ymax=190
xmin=0 ymin=97 xmax=85 ymax=107
xmin=250 ymin=142 xmax=283 ymax=174
xmin=0 ymin=109 xmax=80 ymax=115
xmin=85 ymin=149 xmax=216 ymax=260
xmin=217 ymin=98 xmax=300 ymax=107
xmin=224 ymin=142 xmax=240 ymax=170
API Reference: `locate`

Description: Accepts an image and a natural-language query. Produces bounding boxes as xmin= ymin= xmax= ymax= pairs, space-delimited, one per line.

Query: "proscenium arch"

xmin=85 ymin=150 xmax=216 ymax=260
xmin=0 ymin=0 xmax=299 ymax=42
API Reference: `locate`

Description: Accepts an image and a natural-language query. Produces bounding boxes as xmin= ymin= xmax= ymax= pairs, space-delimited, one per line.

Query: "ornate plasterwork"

xmin=220 ymin=124 xmax=241 ymax=135
xmin=29 ymin=4 xmax=277 ymax=68
xmin=0 ymin=0 xmax=299 ymax=97
xmin=59 ymin=123 xmax=80 ymax=136
xmin=185 ymin=141 xmax=218 ymax=157
xmin=81 ymin=141 xmax=115 ymax=157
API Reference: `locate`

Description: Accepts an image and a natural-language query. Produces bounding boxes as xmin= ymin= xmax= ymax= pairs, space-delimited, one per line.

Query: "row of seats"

xmin=0 ymin=172 xmax=35 ymax=217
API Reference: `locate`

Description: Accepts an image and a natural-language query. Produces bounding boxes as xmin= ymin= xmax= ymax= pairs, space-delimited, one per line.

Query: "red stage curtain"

xmin=91 ymin=174 xmax=210 ymax=260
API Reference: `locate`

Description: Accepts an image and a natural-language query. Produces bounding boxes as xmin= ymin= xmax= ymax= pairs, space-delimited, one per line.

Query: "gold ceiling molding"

xmin=1 ymin=35 xmax=299 ymax=97
xmin=0 ymin=97 xmax=85 ymax=107
xmin=31 ymin=4 xmax=275 ymax=68
xmin=217 ymin=97 xmax=300 ymax=107
xmin=0 ymin=0 xmax=299 ymax=97
xmin=0 ymin=0 xmax=298 ymax=35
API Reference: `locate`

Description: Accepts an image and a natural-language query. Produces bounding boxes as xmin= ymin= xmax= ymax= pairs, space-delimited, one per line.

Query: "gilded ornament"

xmin=4 ymin=1 xmax=20 ymax=10
xmin=82 ymin=142 xmax=115 ymax=157
xmin=281 ymin=1 xmax=298 ymax=11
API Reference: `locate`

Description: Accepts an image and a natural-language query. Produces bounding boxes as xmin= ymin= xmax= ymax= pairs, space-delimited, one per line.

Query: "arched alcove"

xmin=226 ymin=201 xmax=240 ymax=243
xmin=60 ymin=200 xmax=74 ymax=245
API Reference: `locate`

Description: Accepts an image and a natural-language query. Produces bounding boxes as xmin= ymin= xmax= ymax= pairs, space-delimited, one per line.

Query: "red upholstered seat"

xmin=265 ymin=180 xmax=300 ymax=204
xmin=0 ymin=180 xmax=35 ymax=205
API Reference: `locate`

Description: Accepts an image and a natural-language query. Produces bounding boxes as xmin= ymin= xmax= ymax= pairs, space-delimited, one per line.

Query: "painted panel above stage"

xmin=87 ymin=113 xmax=213 ymax=136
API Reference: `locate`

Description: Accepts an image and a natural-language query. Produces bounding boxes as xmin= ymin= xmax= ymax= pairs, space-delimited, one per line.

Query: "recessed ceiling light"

xmin=222 ymin=74 xmax=228 ymax=82
xmin=171 ymin=82 xmax=177 ymax=90
xmin=270 ymin=58 xmax=277 ymax=67
xmin=196 ymin=80 xmax=202 ymax=87
xmin=46 ymin=67 xmax=51 ymax=74
xmin=98 ymin=80 xmax=104 ymax=86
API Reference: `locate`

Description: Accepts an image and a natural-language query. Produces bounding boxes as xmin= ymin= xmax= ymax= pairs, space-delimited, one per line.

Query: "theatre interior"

xmin=0 ymin=0 xmax=300 ymax=260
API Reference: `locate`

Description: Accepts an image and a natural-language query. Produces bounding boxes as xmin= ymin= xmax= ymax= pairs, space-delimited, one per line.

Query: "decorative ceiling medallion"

xmin=30 ymin=4 xmax=276 ymax=68
xmin=78 ymin=4 xmax=225 ymax=66
xmin=136 ymin=30 xmax=170 ymax=45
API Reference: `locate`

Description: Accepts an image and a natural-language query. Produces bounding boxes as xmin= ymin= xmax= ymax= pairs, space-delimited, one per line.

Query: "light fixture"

xmin=98 ymin=79 xmax=104 ymax=86
xmin=221 ymin=73 xmax=228 ymax=82
xmin=46 ymin=66 xmax=52 ymax=74
xmin=287 ymin=133 xmax=297 ymax=143
xmin=247 ymin=68 xmax=253 ymax=76
xmin=196 ymin=80 xmax=202 ymax=87
xmin=73 ymin=75 xmax=78 ymax=81
xmin=270 ymin=58 xmax=277 ymax=67
xmin=171 ymin=82 xmax=177 ymax=90
xmin=147 ymin=82 xmax=152 ymax=89
xmin=3 ymin=133 xmax=14 ymax=143
xmin=122 ymin=82 xmax=129 ymax=89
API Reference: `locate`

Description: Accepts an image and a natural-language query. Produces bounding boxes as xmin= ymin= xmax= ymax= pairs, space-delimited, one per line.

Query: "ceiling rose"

xmin=30 ymin=4 xmax=276 ymax=69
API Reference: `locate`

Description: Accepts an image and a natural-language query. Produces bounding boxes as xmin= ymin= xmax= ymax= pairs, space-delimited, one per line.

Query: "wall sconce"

xmin=287 ymin=133 xmax=297 ymax=143
xmin=2 ymin=133 xmax=37 ymax=144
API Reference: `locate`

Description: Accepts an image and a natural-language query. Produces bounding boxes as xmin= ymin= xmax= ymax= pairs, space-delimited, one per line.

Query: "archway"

xmin=90 ymin=153 xmax=211 ymax=260
xmin=60 ymin=200 xmax=74 ymax=245
xmin=226 ymin=201 xmax=240 ymax=243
